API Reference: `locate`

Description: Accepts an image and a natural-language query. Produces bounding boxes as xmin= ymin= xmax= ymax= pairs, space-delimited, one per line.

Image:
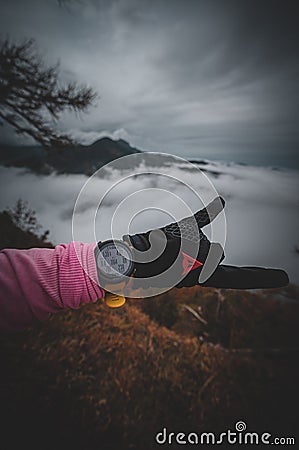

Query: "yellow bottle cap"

xmin=105 ymin=292 xmax=126 ymax=308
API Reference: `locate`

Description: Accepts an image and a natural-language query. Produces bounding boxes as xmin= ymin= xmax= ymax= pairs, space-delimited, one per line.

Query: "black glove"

xmin=123 ymin=197 xmax=289 ymax=289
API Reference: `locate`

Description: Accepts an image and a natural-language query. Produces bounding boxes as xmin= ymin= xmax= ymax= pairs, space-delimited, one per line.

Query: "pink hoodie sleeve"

xmin=0 ymin=242 xmax=105 ymax=333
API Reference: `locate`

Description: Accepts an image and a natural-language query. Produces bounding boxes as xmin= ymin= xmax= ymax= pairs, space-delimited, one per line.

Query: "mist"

xmin=0 ymin=158 xmax=298 ymax=283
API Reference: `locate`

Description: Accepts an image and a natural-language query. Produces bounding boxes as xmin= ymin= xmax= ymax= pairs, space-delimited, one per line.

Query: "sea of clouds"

xmin=0 ymin=157 xmax=298 ymax=284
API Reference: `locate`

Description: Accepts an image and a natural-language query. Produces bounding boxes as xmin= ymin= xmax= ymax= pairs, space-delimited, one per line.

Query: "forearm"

xmin=0 ymin=242 xmax=104 ymax=333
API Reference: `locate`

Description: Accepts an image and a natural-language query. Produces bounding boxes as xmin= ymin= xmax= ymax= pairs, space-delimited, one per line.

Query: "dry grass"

xmin=0 ymin=210 xmax=298 ymax=449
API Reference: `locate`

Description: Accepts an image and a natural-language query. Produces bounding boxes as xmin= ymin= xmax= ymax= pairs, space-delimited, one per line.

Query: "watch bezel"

xmin=95 ymin=239 xmax=134 ymax=283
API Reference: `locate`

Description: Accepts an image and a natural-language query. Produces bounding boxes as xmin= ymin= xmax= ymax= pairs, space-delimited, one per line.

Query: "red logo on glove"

xmin=181 ymin=252 xmax=203 ymax=275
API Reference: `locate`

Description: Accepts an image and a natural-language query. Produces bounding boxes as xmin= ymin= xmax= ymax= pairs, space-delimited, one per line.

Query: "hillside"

xmin=0 ymin=208 xmax=298 ymax=449
xmin=0 ymin=137 xmax=141 ymax=175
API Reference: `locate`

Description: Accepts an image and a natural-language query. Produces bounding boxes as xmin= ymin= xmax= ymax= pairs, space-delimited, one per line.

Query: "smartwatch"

xmin=95 ymin=239 xmax=135 ymax=308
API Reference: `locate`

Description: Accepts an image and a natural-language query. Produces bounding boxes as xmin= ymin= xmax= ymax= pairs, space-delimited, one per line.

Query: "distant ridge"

xmin=0 ymin=137 xmax=228 ymax=178
xmin=0 ymin=137 xmax=141 ymax=175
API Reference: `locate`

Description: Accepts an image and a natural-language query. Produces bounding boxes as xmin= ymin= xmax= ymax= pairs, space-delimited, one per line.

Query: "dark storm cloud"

xmin=0 ymin=0 xmax=298 ymax=162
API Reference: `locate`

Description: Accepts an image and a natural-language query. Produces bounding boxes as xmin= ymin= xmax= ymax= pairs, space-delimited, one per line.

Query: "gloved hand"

xmin=123 ymin=197 xmax=289 ymax=289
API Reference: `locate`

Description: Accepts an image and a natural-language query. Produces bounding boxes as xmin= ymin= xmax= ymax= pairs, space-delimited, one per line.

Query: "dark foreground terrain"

xmin=0 ymin=210 xmax=298 ymax=449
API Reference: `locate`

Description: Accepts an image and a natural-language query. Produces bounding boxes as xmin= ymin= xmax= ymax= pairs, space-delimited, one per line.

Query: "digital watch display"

xmin=95 ymin=240 xmax=134 ymax=283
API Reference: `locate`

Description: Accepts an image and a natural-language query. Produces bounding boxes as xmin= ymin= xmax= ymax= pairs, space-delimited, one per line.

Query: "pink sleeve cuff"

xmin=0 ymin=242 xmax=105 ymax=333
xmin=58 ymin=241 xmax=105 ymax=310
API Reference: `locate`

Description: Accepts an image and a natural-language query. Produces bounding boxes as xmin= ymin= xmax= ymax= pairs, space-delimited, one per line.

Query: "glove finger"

xmin=193 ymin=196 xmax=225 ymax=228
xmin=162 ymin=196 xmax=225 ymax=242
xmin=200 ymin=264 xmax=289 ymax=289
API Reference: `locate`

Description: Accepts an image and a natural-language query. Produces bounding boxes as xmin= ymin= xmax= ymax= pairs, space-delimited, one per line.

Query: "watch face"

xmin=97 ymin=240 xmax=134 ymax=280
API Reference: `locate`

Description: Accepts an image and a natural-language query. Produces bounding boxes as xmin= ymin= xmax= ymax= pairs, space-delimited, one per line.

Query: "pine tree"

xmin=0 ymin=37 xmax=96 ymax=147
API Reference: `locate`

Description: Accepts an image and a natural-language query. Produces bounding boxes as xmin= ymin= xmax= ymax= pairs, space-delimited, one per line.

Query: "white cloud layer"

xmin=0 ymin=157 xmax=298 ymax=284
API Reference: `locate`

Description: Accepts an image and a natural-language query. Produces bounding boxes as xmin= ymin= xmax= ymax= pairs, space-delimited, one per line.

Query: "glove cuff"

xmin=123 ymin=233 xmax=150 ymax=251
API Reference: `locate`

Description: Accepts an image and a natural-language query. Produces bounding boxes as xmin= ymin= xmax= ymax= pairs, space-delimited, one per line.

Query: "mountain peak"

xmin=89 ymin=136 xmax=114 ymax=147
xmin=88 ymin=136 xmax=140 ymax=155
xmin=0 ymin=136 xmax=142 ymax=175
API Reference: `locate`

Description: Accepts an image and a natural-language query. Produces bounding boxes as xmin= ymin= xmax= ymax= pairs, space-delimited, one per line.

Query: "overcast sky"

xmin=0 ymin=0 xmax=298 ymax=163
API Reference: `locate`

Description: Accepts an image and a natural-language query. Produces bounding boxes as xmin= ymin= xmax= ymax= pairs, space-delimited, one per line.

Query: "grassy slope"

xmin=0 ymin=212 xmax=298 ymax=450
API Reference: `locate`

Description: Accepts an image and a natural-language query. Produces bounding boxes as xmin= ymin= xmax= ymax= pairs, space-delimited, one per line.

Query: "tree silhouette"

xmin=0 ymin=37 xmax=97 ymax=147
